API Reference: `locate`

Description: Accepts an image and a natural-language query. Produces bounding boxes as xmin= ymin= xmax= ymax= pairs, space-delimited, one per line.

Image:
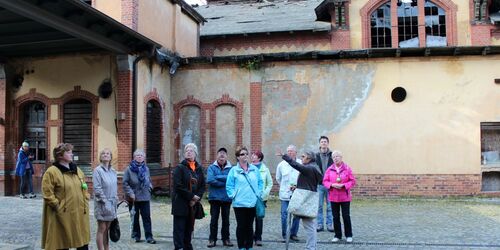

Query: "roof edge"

xmin=201 ymin=28 xmax=331 ymax=38
xmin=183 ymin=46 xmax=500 ymax=64
xmin=172 ymin=0 xmax=207 ymax=24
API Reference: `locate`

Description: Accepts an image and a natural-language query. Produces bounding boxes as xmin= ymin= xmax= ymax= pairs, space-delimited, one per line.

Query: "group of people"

xmin=38 ymin=143 xmax=156 ymax=250
xmin=173 ymin=136 xmax=356 ymax=250
xmin=17 ymin=134 xmax=356 ymax=250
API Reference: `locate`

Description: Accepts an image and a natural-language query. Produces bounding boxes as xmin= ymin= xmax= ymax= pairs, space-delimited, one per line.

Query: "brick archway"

xmin=144 ymin=88 xmax=166 ymax=166
xmin=360 ymin=0 xmax=457 ymax=48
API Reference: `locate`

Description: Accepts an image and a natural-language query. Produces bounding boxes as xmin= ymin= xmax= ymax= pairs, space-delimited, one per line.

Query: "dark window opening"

xmin=481 ymin=122 xmax=500 ymax=165
xmin=335 ymin=3 xmax=347 ymax=28
xmin=146 ymin=101 xmax=162 ymax=164
xmin=370 ymin=2 xmax=392 ymax=48
xmin=21 ymin=101 xmax=46 ymax=162
xmin=474 ymin=0 xmax=488 ymax=22
xmin=398 ymin=0 xmax=419 ymax=47
xmin=63 ymin=99 xmax=92 ymax=166
xmin=425 ymin=1 xmax=447 ymax=47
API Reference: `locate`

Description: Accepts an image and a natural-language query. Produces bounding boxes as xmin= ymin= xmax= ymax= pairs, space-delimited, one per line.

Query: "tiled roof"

xmin=194 ymin=0 xmax=331 ymax=37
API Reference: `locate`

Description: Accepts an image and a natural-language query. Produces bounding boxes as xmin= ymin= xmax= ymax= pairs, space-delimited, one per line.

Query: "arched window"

xmin=63 ymin=99 xmax=92 ymax=166
xmin=369 ymin=0 xmax=448 ymax=48
xmin=21 ymin=101 xmax=46 ymax=162
xmin=146 ymin=100 xmax=162 ymax=164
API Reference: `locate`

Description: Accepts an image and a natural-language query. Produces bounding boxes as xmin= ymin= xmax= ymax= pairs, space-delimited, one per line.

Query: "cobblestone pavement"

xmin=0 ymin=196 xmax=499 ymax=249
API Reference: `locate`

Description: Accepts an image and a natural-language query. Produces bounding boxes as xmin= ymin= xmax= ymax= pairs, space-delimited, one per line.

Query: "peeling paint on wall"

xmin=261 ymin=63 xmax=374 ymax=169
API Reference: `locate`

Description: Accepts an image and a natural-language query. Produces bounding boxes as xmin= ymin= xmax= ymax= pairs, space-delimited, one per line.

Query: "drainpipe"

xmin=132 ymin=55 xmax=146 ymax=156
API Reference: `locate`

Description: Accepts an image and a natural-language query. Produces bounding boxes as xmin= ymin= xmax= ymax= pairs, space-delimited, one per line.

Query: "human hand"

xmin=192 ymin=195 xmax=200 ymax=202
xmin=189 ymin=200 xmax=196 ymax=207
xmin=275 ymin=148 xmax=284 ymax=157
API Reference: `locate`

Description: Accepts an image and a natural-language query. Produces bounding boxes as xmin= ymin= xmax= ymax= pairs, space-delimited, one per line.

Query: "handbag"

xmin=109 ymin=218 xmax=120 ymax=242
xmin=287 ymin=188 xmax=319 ymax=218
xmin=243 ymin=174 xmax=265 ymax=219
xmin=193 ymin=201 xmax=205 ymax=219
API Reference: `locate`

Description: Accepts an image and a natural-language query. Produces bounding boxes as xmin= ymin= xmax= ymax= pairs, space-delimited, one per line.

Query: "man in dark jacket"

xmin=315 ymin=136 xmax=334 ymax=232
xmin=206 ymin=147 xmax=234 ymax=247
xmin=171 ymin=143 xmax=206 ymax=250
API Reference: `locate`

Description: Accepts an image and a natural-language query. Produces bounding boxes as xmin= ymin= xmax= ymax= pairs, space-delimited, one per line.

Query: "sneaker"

xmin=290 ymin=235 xmax=299 ymax=242
xmin=331 ymin=237 xmax=340 ymax=242
xmin=327 ymin=224 xmax=334 ymax=232
xmin=223 ymin=239 xmax=234 ymax=247
xmin=316 ymin=225 xmax=324 ymax=232
xmin=29 ymin=193 xmax=36 ymax=198
xmin=346 ymin=237 xmax=353 ymax=243
xmin=207 ymin=240 xmax=216 ymax=248
xmin=146 ymin=238 xmax=156 ymax=244
xmin=19 ymin=194 xmax=27 ymax=199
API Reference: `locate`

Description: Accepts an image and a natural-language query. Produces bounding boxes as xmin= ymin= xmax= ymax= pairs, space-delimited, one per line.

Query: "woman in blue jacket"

xmin=15 ymin=141 xmax=34 ymax=199
xmin=226 ymin=146 xmax=263 ymax=250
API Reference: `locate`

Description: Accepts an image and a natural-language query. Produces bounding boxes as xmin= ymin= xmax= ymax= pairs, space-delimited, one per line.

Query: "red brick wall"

xmin=121 ymin=0 xmax=139 ymax=31
xmin=331 ymin=29 xmax=351 ymax=50
xmin=249 ymin=82 xmax=262 ymax=151
xmin=471 ymin=24 xmax=495 ymax=46
xmin=117 ymin=71 xmax=133 ymax=171
xmin=201 ymin=32 xmax=331 ymax=57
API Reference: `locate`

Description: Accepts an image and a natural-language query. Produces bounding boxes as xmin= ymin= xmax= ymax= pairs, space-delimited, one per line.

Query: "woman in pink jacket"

xmin=323 ymin=150 xmax=356 ymax=243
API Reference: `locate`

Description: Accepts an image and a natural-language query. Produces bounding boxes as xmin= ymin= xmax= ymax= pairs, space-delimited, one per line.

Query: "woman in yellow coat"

xmin=41 ymin=143 xmax=90 ymax=250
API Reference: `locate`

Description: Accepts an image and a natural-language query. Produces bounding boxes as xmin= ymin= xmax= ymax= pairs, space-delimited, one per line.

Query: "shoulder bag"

xmin=287 ymin=188 xmax=319 ymax=218
xmin=243 ymin=173 xmax=265 ymax=219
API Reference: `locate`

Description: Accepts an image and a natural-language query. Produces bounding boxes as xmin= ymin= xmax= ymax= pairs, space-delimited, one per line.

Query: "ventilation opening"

xmin=391 ymin=87 xmax=407 ymax=102
xmin=481 ymin=171 xmax=500 ymax=192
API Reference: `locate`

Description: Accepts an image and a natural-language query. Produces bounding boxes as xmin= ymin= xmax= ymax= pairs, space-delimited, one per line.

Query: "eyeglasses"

xmin=239 ymin=153 xmax=248 ymax=156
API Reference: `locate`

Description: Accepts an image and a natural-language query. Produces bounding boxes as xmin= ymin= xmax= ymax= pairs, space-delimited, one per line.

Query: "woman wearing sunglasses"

xmin=226 ymin=146 xmax=263 ymax=250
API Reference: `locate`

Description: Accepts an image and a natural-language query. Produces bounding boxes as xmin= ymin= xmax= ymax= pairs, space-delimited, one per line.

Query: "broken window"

xmin=398 ymin=0 xmax=419 ymax=48
xmin=474 ymin=0 xmax=488 ymax=22
xmin=146 ymin=100 xmax=162 ymax=164
xmin=481 ymin=122 xmax=500 ymax=165
xmin=370 ymin=2 xmax=392 ymax=48
xmin=425 ymin=1 xmax=447 ymax=47
xmin=21 ymin=101 xmax=46 ymax=162
xmin=335 ymin=3 xmax=348 ymax=28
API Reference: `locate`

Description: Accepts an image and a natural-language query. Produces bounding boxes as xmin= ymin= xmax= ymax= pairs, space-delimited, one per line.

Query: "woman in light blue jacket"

xmin=226 ymin=146 xmax=263 ymax=250
xmin=250 ymin=150 xmax=272 ymax=246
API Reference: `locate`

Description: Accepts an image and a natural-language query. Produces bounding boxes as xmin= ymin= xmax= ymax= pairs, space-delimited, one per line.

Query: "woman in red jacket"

xmin=323 ymin=150 xmax=356 ymax=243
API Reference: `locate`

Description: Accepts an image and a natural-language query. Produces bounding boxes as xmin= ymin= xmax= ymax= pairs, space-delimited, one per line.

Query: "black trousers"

xmin=209 ymin=200 xmax=231 ymax=241
xmin=129 ymin=201 xmax=153 ymax=240
xmin=331 ymin=201 xmax=352 ymax=238
xmin=253 ymin=201 xmax=267 ymax=241
xmin=173 ymin=211 xmax=195 ymax=250
xmin=58 ymin=244 xmax=88 ymax=250
xmin=234 ymin=207 xmax=255 ymax=249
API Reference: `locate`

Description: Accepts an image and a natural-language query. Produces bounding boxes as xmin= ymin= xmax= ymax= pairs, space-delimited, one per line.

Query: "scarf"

xmin=188 ymin=160 xmax=196 ymax=171
xmin=130 ymin=160 xmax=149 ymax=188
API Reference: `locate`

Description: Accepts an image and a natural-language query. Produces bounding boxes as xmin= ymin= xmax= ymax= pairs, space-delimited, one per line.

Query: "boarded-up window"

xmin=21 ymin=101 xmax=46 ymax=162
xmin=63 ymin=99 xmax=92 ymax=166
xmin=481 ymin=122 xmax=500 ymax=165
xmin=146 ymin=100 xmax=162 ymax=164
xmin=180 ymin=105 xmax=201 ymax=161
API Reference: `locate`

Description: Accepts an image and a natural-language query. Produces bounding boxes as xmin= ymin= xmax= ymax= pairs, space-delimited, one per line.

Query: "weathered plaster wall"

xmin=136 ymin=60 xmax=172 ymax=165
xmin=12 ymin=54 xmax=119 ymax=166
xmin=93 ymin=0 xmax=122 ymax=23
xmin=175 ymin=6 xmax=199 ymax=57
xmin=174 ymin=56 xmax=500 ymax=175
xmin=138 ymin=0 xmax=175 ymax=49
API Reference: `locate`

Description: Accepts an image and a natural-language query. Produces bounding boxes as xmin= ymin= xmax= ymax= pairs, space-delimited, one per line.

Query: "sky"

xmin=184 ymin=0 xmax=207 ymax=5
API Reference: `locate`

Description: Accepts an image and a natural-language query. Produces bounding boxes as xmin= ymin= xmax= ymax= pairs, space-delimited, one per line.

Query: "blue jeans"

xmin=317 ymin=185 xmax=332 ymax=227
xmin=19 ymin=168 xmax=33 ymax=195
xmin=280 ymin=200 xmax=299 ymax=238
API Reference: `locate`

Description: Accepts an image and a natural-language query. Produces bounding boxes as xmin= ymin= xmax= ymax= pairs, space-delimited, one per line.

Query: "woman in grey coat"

xmin=123 ymin=149 xmax=156 ymax=244
xmin=92 ymin=148 xmax=117 ymax=250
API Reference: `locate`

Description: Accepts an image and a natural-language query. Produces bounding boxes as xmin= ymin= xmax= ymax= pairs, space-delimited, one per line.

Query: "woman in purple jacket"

xmin=323 ymin=150 xmax=356 ymax=243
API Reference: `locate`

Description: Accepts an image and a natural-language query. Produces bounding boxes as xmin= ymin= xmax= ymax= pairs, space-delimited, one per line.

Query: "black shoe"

xmin=134 ymin=238 xmax=142 ymax=243
xmin=290 ymin=235 xmax=299 ymax=242
xmin=316 ymin=227 xmax=324 ymax=232
xmin=146 ymin=239 xmax=156 ymax=244
xmin=207 ymin=240 xmax=216 ymax=248
xmin=255 ymin=240 xmax=263 ymax=246
xmin=223 ymin=239 xmax=233 ymax=246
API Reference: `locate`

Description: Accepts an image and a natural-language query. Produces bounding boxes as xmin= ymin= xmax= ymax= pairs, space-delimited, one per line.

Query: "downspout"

xmin=132 ymin=55 xmax=147 ymax=157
